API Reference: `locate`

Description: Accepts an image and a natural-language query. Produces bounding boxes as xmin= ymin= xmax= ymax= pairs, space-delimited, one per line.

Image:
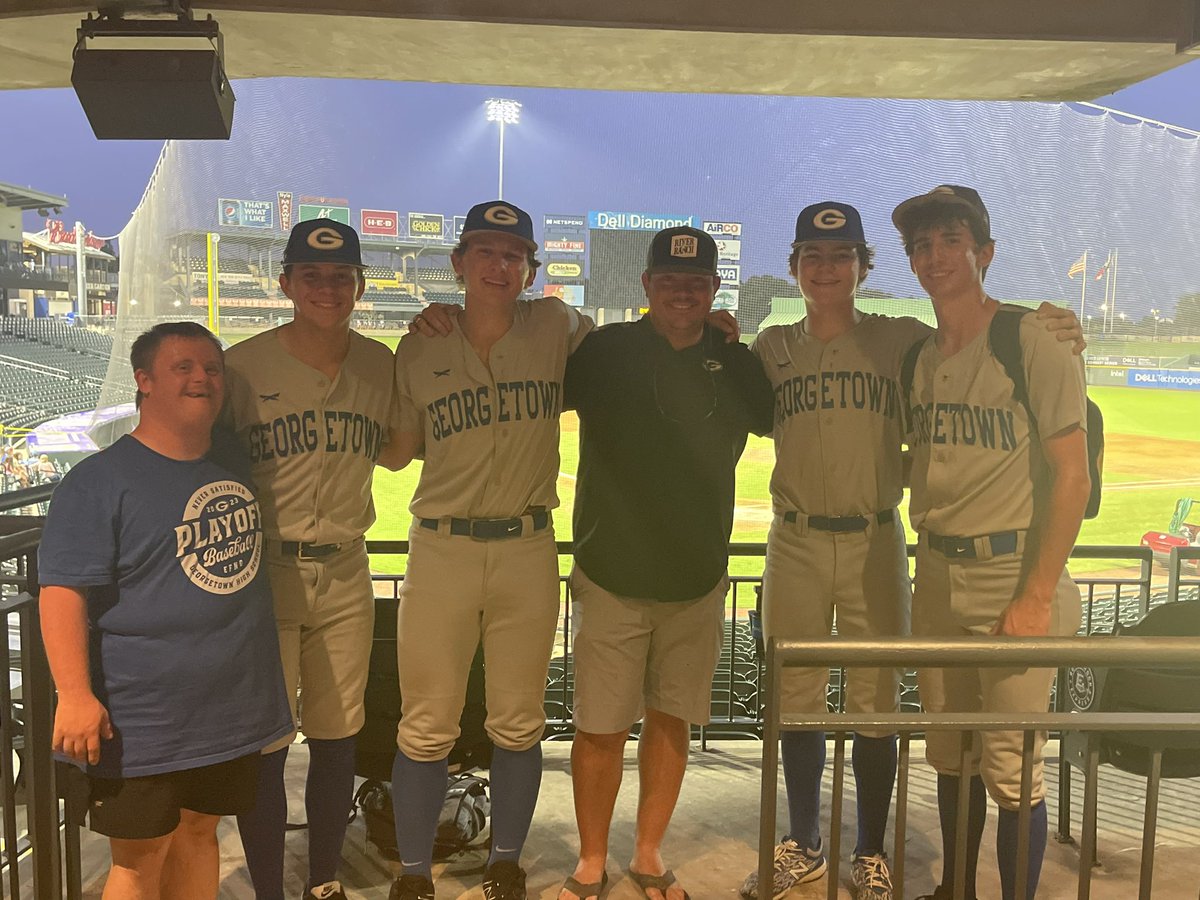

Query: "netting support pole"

xmin=206 ymin=232 xmax=220 ymax=335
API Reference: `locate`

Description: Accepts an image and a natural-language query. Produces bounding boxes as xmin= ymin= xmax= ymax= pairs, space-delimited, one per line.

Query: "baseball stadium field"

xmin=223 ymin=332 xmax=1200 ymax=578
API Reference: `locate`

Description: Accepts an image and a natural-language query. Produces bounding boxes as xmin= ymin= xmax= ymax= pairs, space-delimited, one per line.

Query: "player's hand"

xmin=1034 ymin=301 xmax=1086 ymax=355
xmin=52 ymin=691 xmax=113 ymax=766
xmin=707 ymin=310 xmax=740 ymax=343
xmin=990 ymin=593 xmax=1051 ymax=637
xmin=409 ymin=303 xmax=460 ymax=337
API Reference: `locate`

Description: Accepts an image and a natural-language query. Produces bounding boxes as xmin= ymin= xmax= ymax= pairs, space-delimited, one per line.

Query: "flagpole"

xmin=1102 ymin=251 xmax=1113 ymax=332
xmin=1109 ymin=247 xmax=1120 ymax=333
xmin=1078 ymin=249 xmax=1088 ymax=321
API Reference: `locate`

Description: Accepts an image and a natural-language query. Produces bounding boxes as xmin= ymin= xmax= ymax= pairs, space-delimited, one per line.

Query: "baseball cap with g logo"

xmin=792 ymin=201 xmax=867 ymax=246
xmin=282 ymin=218 xmax=364 ymax=268
xmin=460 ymin=200 xmax=537 ymax=251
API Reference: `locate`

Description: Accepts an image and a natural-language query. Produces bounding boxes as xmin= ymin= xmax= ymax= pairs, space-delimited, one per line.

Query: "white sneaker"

xmin=851 ymin=853 xmax=894 ymax=899
xmin=739 ymin=837 xmax=827 ymax=899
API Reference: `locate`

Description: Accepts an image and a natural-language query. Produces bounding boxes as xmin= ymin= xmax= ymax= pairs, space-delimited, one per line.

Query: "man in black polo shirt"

xmin=558 ymin=226 xmax=773 ymax=900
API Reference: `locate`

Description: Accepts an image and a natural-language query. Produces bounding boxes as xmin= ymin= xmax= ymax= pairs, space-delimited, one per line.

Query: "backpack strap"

xmin=988 ymin=305 xmax=1036 ymax=431
xmin=899 ymin=335 xmax=930 ymax=434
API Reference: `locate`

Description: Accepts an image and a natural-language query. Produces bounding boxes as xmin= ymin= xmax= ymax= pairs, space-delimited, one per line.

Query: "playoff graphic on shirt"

xmin=174 ymin=480 xmax=262 ymax=594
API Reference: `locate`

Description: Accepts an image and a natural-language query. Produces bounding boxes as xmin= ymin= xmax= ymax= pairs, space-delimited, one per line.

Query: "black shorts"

xmin=61 ymin=753 xmax=261 ymax=840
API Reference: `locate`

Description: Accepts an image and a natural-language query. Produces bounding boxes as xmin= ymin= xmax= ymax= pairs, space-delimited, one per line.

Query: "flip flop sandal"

xmin=560 ymin=870 xmax=609 ymax=899
xmin=628 ymin=869 xmax=691 ymax=900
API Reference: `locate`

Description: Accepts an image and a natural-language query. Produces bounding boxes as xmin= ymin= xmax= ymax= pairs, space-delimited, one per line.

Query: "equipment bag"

xmin=354 ymin=773 xmax=491 ymax=862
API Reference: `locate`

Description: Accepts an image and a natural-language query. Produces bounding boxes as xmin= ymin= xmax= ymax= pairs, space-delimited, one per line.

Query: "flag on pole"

xmin=1095 ymin=251 xmax=1113 ymax=281
xmin=1067 ymin=252 xmax=1086 ymax=278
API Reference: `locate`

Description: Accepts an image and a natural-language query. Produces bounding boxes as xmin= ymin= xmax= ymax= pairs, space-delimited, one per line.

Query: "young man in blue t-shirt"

xmin=38 ymin=322 xmax=292 ymax=900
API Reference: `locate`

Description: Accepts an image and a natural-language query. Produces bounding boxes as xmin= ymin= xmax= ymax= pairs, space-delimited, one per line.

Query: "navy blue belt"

xmin=926 ymin=530 xmax=1019 ymax=560
xmin=419 ymin=510 xmax=550 ymax=540
xmin=782 ymin=509 xmax=895 ymax=533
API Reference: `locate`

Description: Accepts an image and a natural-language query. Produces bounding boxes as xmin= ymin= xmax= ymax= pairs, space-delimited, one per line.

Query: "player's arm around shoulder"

xmin=534 ymin=294 xmax=596 ymax=353
xmin=721 ymin=336 xmax=775 ymax=437
xmin=386 ymin=338 xmax=428 ymax=468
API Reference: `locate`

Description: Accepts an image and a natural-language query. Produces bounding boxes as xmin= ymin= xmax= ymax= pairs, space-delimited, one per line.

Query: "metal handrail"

xmin=760 ymin=638 xmax=1200 ymax=900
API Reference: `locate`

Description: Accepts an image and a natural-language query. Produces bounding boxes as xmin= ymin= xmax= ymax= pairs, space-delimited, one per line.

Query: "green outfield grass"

xmin=224 ymin=330 xmax=1199 ymax=578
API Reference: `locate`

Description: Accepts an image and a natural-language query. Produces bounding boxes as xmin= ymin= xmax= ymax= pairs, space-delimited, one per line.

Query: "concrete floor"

xmin=63 ymin=739 xmax=1200 ymax=899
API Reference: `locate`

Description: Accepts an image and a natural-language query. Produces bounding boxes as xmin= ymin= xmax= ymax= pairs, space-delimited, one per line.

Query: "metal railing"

xmin=759 ymin=637 xmax=1200 ymax=900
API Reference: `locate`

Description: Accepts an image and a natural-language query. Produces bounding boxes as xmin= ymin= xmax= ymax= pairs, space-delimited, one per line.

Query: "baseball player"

xmin=893 ymin=185 xmax=1089 ymax=900
xmin=224 ymin=218 xmax=406 ymax=900
xmin=743 ymin=202 xmax=924 ymax=900
xmin=742 ymin=202 xmax=1086 ymax=900
xmin=560 ymin=226 xmax=774 ymax=900
xmin=39 ymin=322 xmax=292 ymax=900
xmin=388 ymin=200 xmax=593 ymax=900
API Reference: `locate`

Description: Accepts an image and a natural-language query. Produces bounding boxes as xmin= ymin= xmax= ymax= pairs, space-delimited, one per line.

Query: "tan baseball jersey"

xmin=752 ymin=313 xmax=931 ymax=515
xmin=223 ymin=328 xmax=397 ymax=543
xmin=907 ymin=313 xmax=1087 ymax=535
xmin=395 ymin=297 xmax=593 ymax=519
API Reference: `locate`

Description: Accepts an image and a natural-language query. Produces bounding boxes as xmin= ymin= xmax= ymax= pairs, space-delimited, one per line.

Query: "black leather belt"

xmin=273 ymin=540 xmax=347 ymax=560
xmin=419 ymin=510 xmax=550 ymax=540
xmin=782 ymin=509 xmax=895 ymax=533
xmin=926 ymin=530 xmax=1019 ymax=560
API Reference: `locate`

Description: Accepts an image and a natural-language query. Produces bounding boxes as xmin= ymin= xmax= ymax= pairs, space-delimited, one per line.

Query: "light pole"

xmin=1151 ymin=307 xmax=1160 ymax=340
xmin=485 ymin=98 xmax=521 ymax=200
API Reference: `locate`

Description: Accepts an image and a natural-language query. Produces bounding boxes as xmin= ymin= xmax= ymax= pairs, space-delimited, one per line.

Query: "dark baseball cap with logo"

xmin=460 ymin=200 xmax=537 ymax=251
xmin=891 ymin=184 xmax=992 ymax=239
xmin=792 ymin=202 xmax=867 ymax=246
xmin=282 ymin=218 xmax=364 ymax=268
xmin=645 ymin=226 xmax=719 ymax=276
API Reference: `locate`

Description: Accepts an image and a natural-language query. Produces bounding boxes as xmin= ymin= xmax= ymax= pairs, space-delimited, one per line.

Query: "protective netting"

xmin=90 ymin=81 xmax=1200 ymax=544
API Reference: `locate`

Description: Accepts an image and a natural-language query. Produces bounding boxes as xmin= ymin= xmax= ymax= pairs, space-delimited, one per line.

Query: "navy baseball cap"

xmin=792 ymin=202 xmax=866 ymax=246
xmin=891 ymin=185 xmax=992 ymax=239
xmin=282 ymin=218 xmax=364 ymax=268
xmin=460 ymin=201 xmax=537 ymax=251
xmin=645 ymin=226 xmax=719 ymax=276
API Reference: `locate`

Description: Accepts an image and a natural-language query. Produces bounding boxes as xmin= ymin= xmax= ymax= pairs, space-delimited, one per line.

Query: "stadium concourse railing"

xmin=366 ymin=541 xmax=1190 ymax=742
xmin=759 ymin=637 xmax=1200 ymax=900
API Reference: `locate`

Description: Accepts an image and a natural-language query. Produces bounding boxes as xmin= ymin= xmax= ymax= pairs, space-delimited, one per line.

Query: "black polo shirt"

xmin=565 ymin=317 xmax=774 ymax=601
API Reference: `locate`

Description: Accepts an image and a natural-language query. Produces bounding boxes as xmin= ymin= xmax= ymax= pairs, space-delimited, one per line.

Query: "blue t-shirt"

xmin=38 ymin=435 xmax=293 ymax=778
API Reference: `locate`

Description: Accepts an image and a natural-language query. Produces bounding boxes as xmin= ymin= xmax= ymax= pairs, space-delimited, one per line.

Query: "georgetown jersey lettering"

xmin=774 ymin=369 xmax=901 ymax=426
xmin=426 ymin=380 xmax=562 ymax=442
xmin=245 ymin=410 xmax=387 ymax=461
xmin=907 ymin=401 xmax=1017 ymax=451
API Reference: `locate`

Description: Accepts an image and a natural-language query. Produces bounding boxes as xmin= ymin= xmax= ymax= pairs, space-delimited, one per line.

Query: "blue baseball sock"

xmin=236 ymin=746 xmax=289 ymax=900
xmin=936 ymin=773 xmax=986 ymax=898
xmin=852 ymin=733 xmax=897 ymax=856
xmin=305 ymin=736 xmax=357 ymax=890
xmin=780 ymin=729 xmax=825 ymax=850
xmin=487 ymin=744 xmax=543 ymax=866
xmin=996 ymin=801 xmax=1047 ymax=900
xmin=391 ymin=748 xmax=449 ymax=879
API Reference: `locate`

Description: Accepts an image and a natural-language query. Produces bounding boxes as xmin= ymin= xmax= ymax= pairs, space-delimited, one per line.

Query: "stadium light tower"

xmin=485 ymin=98 xmax=521 ymax=199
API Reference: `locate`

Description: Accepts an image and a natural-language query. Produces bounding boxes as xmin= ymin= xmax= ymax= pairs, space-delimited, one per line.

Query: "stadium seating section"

xmin=0 ymin=317 xmax=116 ymax=430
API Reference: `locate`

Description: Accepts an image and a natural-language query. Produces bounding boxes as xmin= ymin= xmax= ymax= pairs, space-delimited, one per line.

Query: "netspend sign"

xmin=1126 ymin=369 xmax=1200 ymax=391
xmin=588 ymin=211 xmax=696 ymax=231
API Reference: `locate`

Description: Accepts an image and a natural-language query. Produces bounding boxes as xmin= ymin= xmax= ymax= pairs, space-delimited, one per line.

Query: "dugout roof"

xmin=2 ymin=1 xmax=1200 ymax=100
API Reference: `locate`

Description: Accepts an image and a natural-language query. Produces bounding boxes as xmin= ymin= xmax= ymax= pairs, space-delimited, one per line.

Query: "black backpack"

xmin=900 ymin=305 xmax=1104 ymax=518
xmin=353 ymin=773 xmax=491 ymax=862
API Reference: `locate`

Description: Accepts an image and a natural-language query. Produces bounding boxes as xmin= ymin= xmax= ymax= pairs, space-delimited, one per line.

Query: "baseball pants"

xmin=265 ymin=539 xmax=376 ymax=753
xmin=762 ymin=513 xmax=911 ymax=738
xmin=395 ymin=522 xmax=560 ymax=761
xmin=913 ymin=535 xmax=1082 ymax=809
